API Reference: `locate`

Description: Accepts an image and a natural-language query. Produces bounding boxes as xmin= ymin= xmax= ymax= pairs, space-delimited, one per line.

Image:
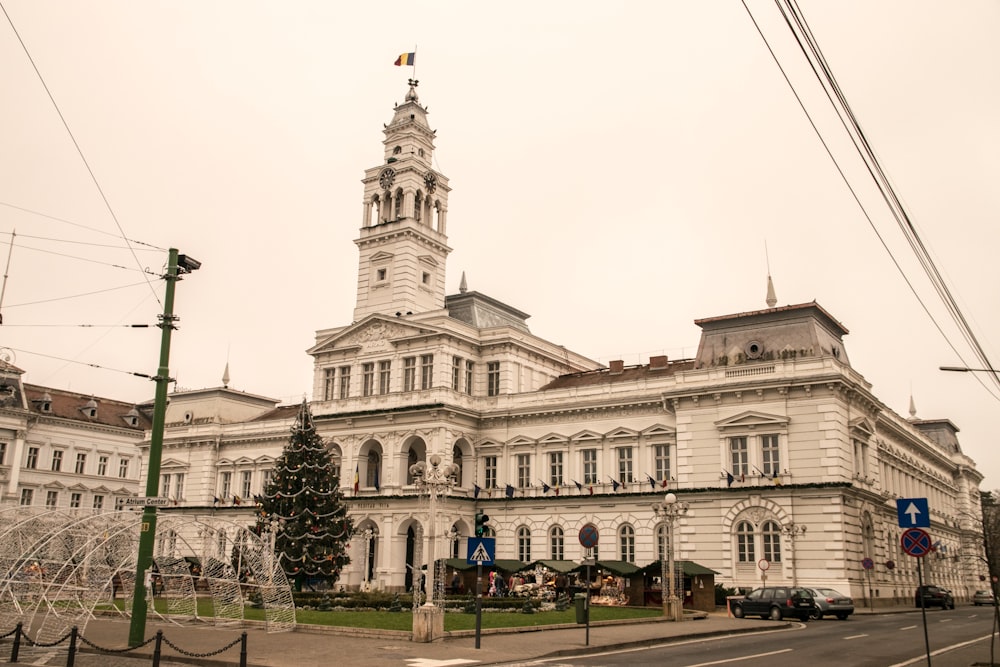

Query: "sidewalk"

xmin=10 ymin=605 xmax=923 ymax=667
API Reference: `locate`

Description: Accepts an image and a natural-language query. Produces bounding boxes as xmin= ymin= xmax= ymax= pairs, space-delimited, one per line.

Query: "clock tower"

xmin=353 ymin=80 xmax=451 ymax=321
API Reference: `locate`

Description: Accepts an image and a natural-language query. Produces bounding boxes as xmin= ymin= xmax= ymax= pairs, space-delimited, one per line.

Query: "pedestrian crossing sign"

xmin=467 ymin=537 xmax=495 ymax=565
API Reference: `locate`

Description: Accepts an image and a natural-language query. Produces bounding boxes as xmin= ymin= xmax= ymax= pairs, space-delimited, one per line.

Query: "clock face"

xmin=379 ymin=168 xmax=396 ymax=190
xmin=424 ymin=172 xmax=437 ymax=193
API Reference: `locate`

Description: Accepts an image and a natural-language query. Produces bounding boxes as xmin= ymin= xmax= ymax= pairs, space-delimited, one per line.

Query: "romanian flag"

xmin=353 ymin=465 xmax=360 ymax=495
xmin=394 ymin=52 xmax=416 ymax=66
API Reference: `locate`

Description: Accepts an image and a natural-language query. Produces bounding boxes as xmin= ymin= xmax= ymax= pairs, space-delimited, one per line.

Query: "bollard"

xmin=67 ymin=627 xmax=78 ymax=667
xmin=10 ymin=622 xmax=21 ymax=663
xmin=240 ymin=631 xmax=247 ymax=667
xmin=152 ymin=630 xmax=163 ymax=667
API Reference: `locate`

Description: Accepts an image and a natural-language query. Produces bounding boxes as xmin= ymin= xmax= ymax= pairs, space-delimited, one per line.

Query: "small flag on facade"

xmin=353 ymin=464 xmax=360 ymax=496
xmin=394 ymin=52 xmax=416 ymax=66
xmin=541 ymin=481 xmax=551 ymax=494
xmin=505 ymin=484 xmax=515 ymax=498
xmin=647 ymin=474 xmax=656 ymax=489
xmin=574 ymin=480 xmax=582 ymax=492
xmin=474 ymin=484 xmax=481 ymax=499
xmin=724 ymin=471 xmax=734 ymax=487
xmin=611 ymin=478 xmax=620 ymax=492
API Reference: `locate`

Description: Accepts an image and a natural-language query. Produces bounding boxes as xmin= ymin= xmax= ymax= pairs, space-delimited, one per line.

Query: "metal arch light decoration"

xmin=409 ymin=453 xmax=459 ymax=607
xmin=652 ymin=492 xmax=688 ymax=621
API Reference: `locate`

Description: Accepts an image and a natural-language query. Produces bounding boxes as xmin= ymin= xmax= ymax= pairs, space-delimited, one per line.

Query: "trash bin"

xmin=574 ymin=593 xmax=588 ymax=624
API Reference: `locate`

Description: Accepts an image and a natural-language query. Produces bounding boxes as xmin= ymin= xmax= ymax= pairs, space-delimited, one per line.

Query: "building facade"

xmin=11 ymin=82 xmax=984 ymax=606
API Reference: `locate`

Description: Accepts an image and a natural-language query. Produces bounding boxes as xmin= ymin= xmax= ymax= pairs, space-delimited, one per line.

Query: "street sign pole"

xmin=917 ymin=555 xmax=931 ymax=665
xmin=475 ymin=562 xmax=482 ymax=649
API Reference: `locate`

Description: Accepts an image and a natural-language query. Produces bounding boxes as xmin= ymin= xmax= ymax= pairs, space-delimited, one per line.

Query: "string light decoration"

xmin=255 ymin=400 xmax=353 ymax=590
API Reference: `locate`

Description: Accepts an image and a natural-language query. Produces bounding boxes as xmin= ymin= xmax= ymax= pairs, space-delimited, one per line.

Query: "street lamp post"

xmin=781 ymin=522 xmax=806 ymax=587
xmin=409 ymin=453 xmax=458 ymax=642
xmin=653 ymin=492 xmax=688 ymax=622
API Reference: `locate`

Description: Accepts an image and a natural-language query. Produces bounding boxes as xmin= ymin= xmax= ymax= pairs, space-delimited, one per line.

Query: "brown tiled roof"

xmin=248 ymin=404 xmax=301 ymax=422
xmin=24 ymin=384 xmax=151 ymax=431
xmin=540 ymin=359 xmax=695 ymax=391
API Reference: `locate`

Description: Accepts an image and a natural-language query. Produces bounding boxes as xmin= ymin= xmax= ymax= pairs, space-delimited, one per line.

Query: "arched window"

xmin=736 ymin=521 xmax=755 ymax=563
xmin=549 ymin=525 xmax=564 ymax=560
xmin=762 ymin=520 xmax=782 ymax=562
xmin=414 ymin=191 xmax=423 ymax=222
xmin=517 ymin=526 xmax=531 ymax=562
xmin=619 ymin=524 xmax=636 ymax=563
xmin=366 ymin=451 xmax=381 ymax=488
xmin=452 ymin=445 xmax=464 ymax=487
xmin=393 ymin=146 xmax=402 ymax=155
xmin=407 ymin=448 xmax=418 ymax=485
xmin=656 ymin=524 xmax=669 ymax=561
xmin=394 ymin=188 xmax=404 ymax=220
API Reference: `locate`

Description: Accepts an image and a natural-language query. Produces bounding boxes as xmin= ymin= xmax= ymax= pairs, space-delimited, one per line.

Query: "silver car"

xmin=804 ymin=587 xmax=854 ymax=620
xmin=973 ymin=590 xmax=995 ymax=606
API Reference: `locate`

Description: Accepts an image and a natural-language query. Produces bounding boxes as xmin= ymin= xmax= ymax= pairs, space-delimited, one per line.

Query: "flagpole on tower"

xmin=412 ymin=44 xmax=417 ymax=78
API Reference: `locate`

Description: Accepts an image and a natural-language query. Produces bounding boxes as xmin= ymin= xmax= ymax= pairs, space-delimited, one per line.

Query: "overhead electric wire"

xmin=5 ymin=241 xmax=153 ymax=272
xmin=0 ymin=231 xmax=163 ymax=252
xmin=781 ymin=0 xmax=1000 ymax=396
xmin=0 ymin=2 xmax=161 ymax=305
xmin=741 ymin=0 xmax=1000 ymax=403
xmin=0 ymin=202 xmax=166 ymax=251
xmin=2 ymin=346 xmax=155 ymax=380
xmin=4 ymin=281 xmax=154 ymax=309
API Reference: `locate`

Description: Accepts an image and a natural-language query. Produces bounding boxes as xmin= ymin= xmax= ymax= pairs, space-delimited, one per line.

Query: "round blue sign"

xmin=578 ymin=523 xmax=599 ymax=548
xmin=901 ymin=528 xmax=932 ymax=557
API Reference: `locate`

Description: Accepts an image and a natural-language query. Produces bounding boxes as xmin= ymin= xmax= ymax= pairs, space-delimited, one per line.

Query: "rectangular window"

xmin=654 ymin=444 xmax=671 ymax=482
xmin=420 ymin=354 xmax=434 ymax=390
xmin=119 ymin=459 xmax=130 ymax=479
xmin=241 ymin=471 xmax=252 ymax=499
xmin=403 ymin=357 xmax=416 ymax=391
xmin=518 ymin=530 xmax=531 ymax=562
xmin=484 ymin=456 xmax=497 ymax=490
xmin=582 ymin=449 xmax=598 ymax=485
xmin=549 ymin=452 xmax=563 ymax=487
xmin=20 ymin=488 xmax=33 ymax=506
xmin=550 ymin=531 xmax=564 ymax=560
xmin=75 ymin=453 xmax=86 ymax=474
xmin=737 ymin=523 xmax=754 ymax=562
xmin=323 ymin=368 xmax=337 ymax=401
xmin=378 ymin=360 xmax=391 ymax=395
xmin=26 ymin=447 xmax=38 ymax=469
xmin=338 ymin=366 xmax=351 ymax=399
xmin=93 ymin=495 xmax=104 ymax=510
xmin=0 ymin=442 xmax=5 ymax=465
xmin=516 ymin=454 xmax=531 ymax=488
xmin=161 ymin=473 xmax=171 ymax=497
xmin=617 ymin=447 xmax=634 ymax=483
xmin=730 ymin=437 xmax=749 ymax=477
xmin=761 ymin=434 xmax=780 ymax=477
xmin=763 ymin=526 xmax=782 ymax=562
xmin=465 ymin=361 xmax=474 ymax=395
xmin=174 ymin=473 xmax=185 ymax=500
xmin=451 ymin=356 xmax=462 ymax=391
xmin=362 ymin=362 xmax=375 ymax=396
xmin=487 ymin=361 xmax=500 ymax=397
xmin=262 ymin=469 xmax=274 ymax=491
xmin=46 ymin=490 xmax=58 ymax=508
xmin=220 ymin=471 xmax=232 ymax=499
xmin=51 ymin=450 xmax=63 ymax=472
xmin=70 ymin=492 xmax=81 ymax=508
xmin=98 ymin=455 xmax=108 ymax=476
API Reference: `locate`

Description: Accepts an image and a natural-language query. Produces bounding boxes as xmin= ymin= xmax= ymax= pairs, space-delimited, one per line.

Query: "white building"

xmin=66 ymin=81 xmax=989 ymax=605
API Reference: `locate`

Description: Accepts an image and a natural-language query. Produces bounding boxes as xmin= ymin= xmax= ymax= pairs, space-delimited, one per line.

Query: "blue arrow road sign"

xmin=467 ymin=537 xmax=495 ymax=565
xmin=896 ymin=498 xmax=930 ymax=528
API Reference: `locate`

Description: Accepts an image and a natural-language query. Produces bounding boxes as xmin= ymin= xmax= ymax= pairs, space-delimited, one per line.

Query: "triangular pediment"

xmin=605 ymin=427 xmax=639 ymax=441
xmin=715 ymin=410 xmax=789 ymax=431
xmin=476 ymin=438 xmax=502 ymax=450
xmin=308 ymin=315 xmax=442 ymax=355
xmin=161 ymin=458 xmax=188 ymax=469
xmin=570 ymin=430 xmax=602 ymax=443
xmin=850 ymin=417 xmax=875 ymax=439
xmin=417 ymin=255 xmax=439 ymax=267
xmin=506 ymin=435 xmax=536 ymax=448
xmin=370 ymin=251 xmax=394 ymax=262
xmin=539 ymin=433 xmax=568 ymax=446
xmin=642 ymin=424 xmax=676 ymax=438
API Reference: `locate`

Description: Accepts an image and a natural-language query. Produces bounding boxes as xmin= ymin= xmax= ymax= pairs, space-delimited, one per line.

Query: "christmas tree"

xmin=256 ymin=399 xmax=352 ymax=590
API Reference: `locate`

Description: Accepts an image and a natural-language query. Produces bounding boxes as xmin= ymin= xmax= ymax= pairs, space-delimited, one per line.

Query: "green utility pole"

xmin=128 ymin=248 xmax=199 ymax=646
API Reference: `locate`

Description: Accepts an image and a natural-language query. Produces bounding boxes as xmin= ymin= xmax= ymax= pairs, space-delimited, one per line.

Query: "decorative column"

xmin=653 ymin=492 xmax=689 ymax=622
xmin=409 ymin=454 xmax=458 ymax=642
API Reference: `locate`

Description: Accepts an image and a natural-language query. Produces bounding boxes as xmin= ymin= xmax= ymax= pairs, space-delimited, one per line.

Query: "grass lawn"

xmin=101 ymin=599 xmax=663 ymax=632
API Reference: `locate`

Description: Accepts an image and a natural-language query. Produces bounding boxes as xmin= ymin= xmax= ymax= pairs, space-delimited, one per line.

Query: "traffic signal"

xmin=475 ymin=510 xmax=490 ymax=537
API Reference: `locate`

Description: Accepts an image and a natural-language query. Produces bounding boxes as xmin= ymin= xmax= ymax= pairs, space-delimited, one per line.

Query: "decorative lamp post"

xmin=361 ymin=528 xmax=374 ymax=591
xmin=653 ymin=492 xmax=688 ymax=621
xmin=266 ymin=517 xmax=284 ymax=585
xmin=781 ymin=522 xmax=807 ymax=587
xmin=409 ymin=453 xmax=458 ymax=642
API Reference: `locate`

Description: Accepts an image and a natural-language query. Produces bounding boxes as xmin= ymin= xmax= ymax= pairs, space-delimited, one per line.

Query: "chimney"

xmin=609 ymin=360 xmax=624 ymax=375
xmin=649 ymin=355 xmax=669 ymax=370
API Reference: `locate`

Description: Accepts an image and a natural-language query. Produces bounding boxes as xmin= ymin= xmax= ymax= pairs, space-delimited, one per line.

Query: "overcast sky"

xmin=1 ymin=1 xmax=997 ymax=489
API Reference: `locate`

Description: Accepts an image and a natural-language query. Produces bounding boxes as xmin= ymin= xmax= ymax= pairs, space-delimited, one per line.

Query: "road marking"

xmin=843 ymin=634 xmax=868 ymax=640
xmin=938 ymin=618 xmax=952 ymax=623
xmin=888 ymin=632 xmax=995 ymax=667
xmin=683 ymin=648 xmax=793 ymax=666
xmin=899 ymin=625 xmax=916 ymax=630
xmin=404 ymin=659 xmax=479 ymax=667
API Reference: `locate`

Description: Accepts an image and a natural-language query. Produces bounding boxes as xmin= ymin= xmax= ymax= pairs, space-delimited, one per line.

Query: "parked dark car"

xmin=803 ymin=587 xmax=854 ymax=620
xmin=973 ymin=590 xmax=995 ymax=606
xmin=915 ymin=585 xmax=955 ymax=609
xmin=731 ymin=586 xmax=814 ymax=621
